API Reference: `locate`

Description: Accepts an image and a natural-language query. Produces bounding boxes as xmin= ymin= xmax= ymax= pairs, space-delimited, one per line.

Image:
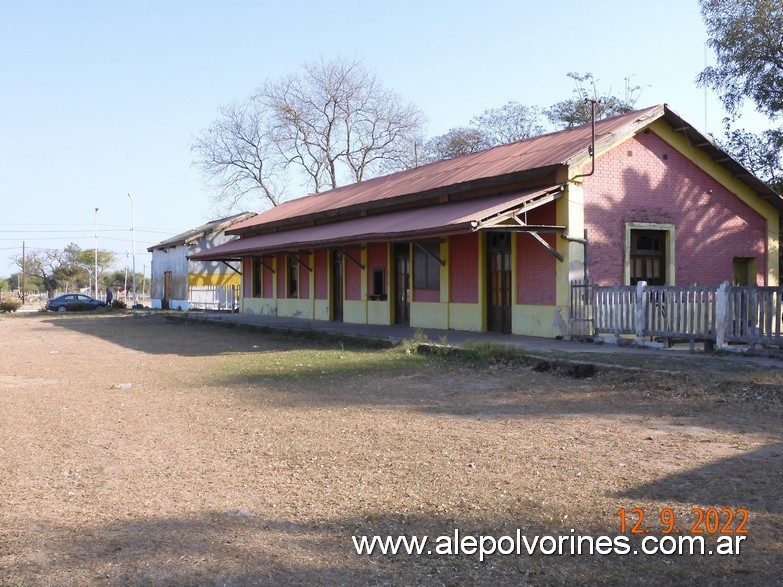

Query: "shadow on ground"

xmin=4 ymin=508 xmax=778 ymax=587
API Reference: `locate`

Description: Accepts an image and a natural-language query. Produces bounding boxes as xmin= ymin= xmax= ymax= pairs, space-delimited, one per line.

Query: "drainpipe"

xmin=570 ymin=98 xmax=597 ymax=181
xmin=562 ymin=98 xmax=597 ymax=283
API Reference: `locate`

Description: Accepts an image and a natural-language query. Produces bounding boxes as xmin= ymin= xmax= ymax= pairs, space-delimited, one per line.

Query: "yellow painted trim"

xmin=512 ymin=305 xmax=561 ymax=338
xmin=448 ymin=303 xmax=482 ymax=332
xmin=477 ymin=232 xmax=487 ymax=331
xmin=623 ymin=222 xmax=676 ymax=286
xmin=511 ymin=232 xmax=519 ymax=310
xmin=410 ymin=301 xmax=448 ymax=329
xmin=362 ymin=247 xmax=368 ymax=324
xmin=439 ymin=240 xmax=449 ymax=304
xmin=343 ymin=300 xmax=367 ymax=324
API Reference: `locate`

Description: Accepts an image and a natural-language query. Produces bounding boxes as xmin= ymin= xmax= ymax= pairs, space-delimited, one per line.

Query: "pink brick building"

xmin=193 ymin=105 xmax=782 ymax=338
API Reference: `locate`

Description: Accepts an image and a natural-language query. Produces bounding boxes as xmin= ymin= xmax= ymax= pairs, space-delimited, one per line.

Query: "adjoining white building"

xmin=147 ymin=212 xmax=255 ymax=310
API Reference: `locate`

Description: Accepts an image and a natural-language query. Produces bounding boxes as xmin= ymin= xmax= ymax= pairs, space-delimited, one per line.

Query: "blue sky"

xmin=0 ymin=0 xmax=769 ymax=280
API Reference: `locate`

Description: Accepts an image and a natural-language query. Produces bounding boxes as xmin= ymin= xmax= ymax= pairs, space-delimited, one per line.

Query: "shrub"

xmin=0 ymin=299 xmax=22 ymax=313
xmin=111 ymin=299 xmax=128 ymax=309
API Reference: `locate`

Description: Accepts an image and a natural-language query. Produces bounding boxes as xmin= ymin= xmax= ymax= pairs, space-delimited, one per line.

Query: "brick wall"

xmin=517 ymin=205 xmax=557 ymax=305
xmin=314 ymin=250 xmax=329 ymax=300
xmin=345 ymin=253 xmax=362 ymax=300
xmin=366 ymin=243 xmax=388 ymax=295
xmin=262 ymin=260 xmax=274 ymax=298
xmin=584 ymin=131 xmax=767 ymax=286
xmin=299 ymin=253 xmax=310 ymax=299
xmin=243 ymin=258 xmax=253 ymax=298
xmin=276 ymin=254 xmax=286 ymax=298
xmin=449 ymin=233 xmax=479 ymax=303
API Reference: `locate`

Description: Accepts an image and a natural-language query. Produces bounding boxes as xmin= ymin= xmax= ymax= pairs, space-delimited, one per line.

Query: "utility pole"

xmin=21 ymin=241 xmax=25 ymax=303
xmin=94 ymin=207 xmax=99 ymax=299
xmin=128 ymin=193 xmax=136 ymax=307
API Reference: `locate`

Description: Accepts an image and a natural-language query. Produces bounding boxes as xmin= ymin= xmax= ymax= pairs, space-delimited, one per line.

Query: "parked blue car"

xmin=45 ymin=294 xmax=108 ymax=312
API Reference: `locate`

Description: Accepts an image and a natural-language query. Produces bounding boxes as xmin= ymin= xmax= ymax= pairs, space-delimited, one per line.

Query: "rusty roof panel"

xmin=228 ymin=105 xmax=665 ymax=234
xmin=192 ymin=186 xmax=561 ymax=260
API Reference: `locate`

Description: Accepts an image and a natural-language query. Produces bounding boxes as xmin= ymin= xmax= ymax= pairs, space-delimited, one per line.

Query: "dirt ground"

xmin=0 ymin=312 xmax=781 ymax=586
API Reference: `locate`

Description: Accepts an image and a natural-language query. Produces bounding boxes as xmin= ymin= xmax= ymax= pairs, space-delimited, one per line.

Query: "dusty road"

xmin=1 ymin=312 xmax=781 ymax=586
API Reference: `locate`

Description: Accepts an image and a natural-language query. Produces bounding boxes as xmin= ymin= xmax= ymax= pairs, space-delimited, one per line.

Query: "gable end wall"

xmin=584 ymin=131 xmax=768 ymax=286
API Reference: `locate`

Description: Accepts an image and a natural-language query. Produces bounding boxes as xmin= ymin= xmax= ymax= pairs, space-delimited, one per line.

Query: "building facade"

xmin=192 ymin=106 xmax=782 ymax=337
xmin=148 ymin=212 xmax=254 ymax=310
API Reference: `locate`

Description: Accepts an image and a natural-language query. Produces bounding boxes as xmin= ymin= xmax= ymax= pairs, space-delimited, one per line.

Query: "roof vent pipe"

xmin=571 ymin=98 xmax=597 ymax=181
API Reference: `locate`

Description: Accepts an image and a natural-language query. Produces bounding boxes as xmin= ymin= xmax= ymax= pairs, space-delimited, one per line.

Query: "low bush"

xmin=0 ymin=299 xmax=23 ymax=313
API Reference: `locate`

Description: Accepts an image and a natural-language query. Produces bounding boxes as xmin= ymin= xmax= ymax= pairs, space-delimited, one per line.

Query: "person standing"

xmin=106 ymin=286 xmax=113 ymax=307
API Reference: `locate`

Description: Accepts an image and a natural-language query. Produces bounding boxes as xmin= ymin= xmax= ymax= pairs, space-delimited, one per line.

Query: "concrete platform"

xmin=173 ymin=310 xmax=783 ymax=370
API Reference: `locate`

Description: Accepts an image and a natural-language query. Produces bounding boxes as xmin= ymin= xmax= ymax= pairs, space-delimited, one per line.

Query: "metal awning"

xmin=190 ymin=185 xmax=564 ymax=262
xmin=471 ymin=188 xmax=566 ymax=260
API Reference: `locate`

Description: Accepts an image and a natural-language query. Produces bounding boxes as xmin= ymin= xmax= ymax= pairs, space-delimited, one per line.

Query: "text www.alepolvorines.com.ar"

xmin=352 ymin=529 xmax=746 ymax=561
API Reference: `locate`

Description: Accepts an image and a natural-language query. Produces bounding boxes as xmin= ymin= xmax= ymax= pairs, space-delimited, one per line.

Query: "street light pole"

xmin=128 ymin=193 xmax=136 ymax=307
xmin=94 ymin=207 xmax=99 ymax=299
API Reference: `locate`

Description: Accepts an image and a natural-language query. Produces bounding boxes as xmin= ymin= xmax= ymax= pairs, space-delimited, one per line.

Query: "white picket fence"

xmin=188 ymin=285 xmax=239 ymax=311
xmin=570 ymin=280 xmax=783 ymax=349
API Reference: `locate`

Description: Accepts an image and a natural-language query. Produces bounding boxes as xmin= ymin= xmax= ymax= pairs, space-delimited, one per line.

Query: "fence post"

xmin=715 ymin=281 xmax=728 ymax=350
xmin=634 ymin=280 xmax=647 ymax=344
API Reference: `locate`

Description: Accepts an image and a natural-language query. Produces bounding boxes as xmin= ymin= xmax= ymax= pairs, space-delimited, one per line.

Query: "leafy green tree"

xmin=698 ymin=0 xmax=783 ymax=118
xmin=546 ymin=72 xmax=640 ymax=128
xmin=72 ymin=247 xmax=116 ymax=289
xmin=423 ymin=73 xmax=643 ymax=162
xmin=12 ymin=244 xmax=116 ymax=297
xmin=471 ymin=102 xmax=546 ymax=145
xmin=13 ymin=249 xmax=68 ymax=297
xmin=422 ymin=127 xmax=492 ymax=161
xmin=698 ymin=0 xmax=783 ymax=192
xmin=722 ymin=127 xmax=783 ymax=193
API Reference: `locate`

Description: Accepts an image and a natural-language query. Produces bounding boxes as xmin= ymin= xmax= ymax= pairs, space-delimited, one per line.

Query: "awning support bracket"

xmin=286 ymin=252 xmax=312 ymax=272
xmin=335 ymin=248 xmax=364 ymax=270
xmin=413 ymin=241 xmax=446 ymax=267
xmin=220 ymin=260 xmax=241 ymax=275
xmin=529 ymin=232 xmax=564 ymax=262
xmin=259 ymin=258 xmax=275 ymax=273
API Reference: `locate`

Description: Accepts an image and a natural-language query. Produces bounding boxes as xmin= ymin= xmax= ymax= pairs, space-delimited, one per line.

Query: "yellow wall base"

xmin=512 ymin=305 xmax=568 ymax=338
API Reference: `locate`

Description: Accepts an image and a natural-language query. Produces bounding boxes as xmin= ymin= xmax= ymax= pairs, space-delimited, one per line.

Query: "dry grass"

xmin=0 ymin=313 xmax=781 ymax=586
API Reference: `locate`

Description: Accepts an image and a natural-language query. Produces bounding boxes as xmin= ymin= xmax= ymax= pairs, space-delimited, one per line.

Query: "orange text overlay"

xmin=617 ymin=507 xmax=749 ymax=535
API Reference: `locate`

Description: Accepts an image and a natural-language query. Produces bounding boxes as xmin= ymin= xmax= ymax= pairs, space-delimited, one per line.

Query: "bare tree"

xmin=194 ymin=57 xmax=424 ymax=210
xmin=13 ymin=248 xmax=68 ymax=297
xmin=192 ymin=101 xmax=284 ymax=210
xmin=258 ymin=56 xmax=424 ymax=193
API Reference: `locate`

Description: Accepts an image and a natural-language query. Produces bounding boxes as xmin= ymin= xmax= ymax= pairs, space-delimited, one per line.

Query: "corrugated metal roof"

xmin=228 ymin=105 xmax=665 ymax=235
xmin=191 ymin=186 xmax=561 ymax=260
xmin=147 ymin=212 xmax=256 ymax=252
xmin=227 ymin=103 xmax=783 ymax=237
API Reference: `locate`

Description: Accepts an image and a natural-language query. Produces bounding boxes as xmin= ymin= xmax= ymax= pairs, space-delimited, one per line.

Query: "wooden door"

xmin=394 ymin=244 xmax=410 ymax=325
xmin=487 ymin=233 xmax=512 ymax=334
xmin=331 ymin=251 xmax=343 ymax=322
xmin=163 ymin=271 xmax=172 ymax=310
